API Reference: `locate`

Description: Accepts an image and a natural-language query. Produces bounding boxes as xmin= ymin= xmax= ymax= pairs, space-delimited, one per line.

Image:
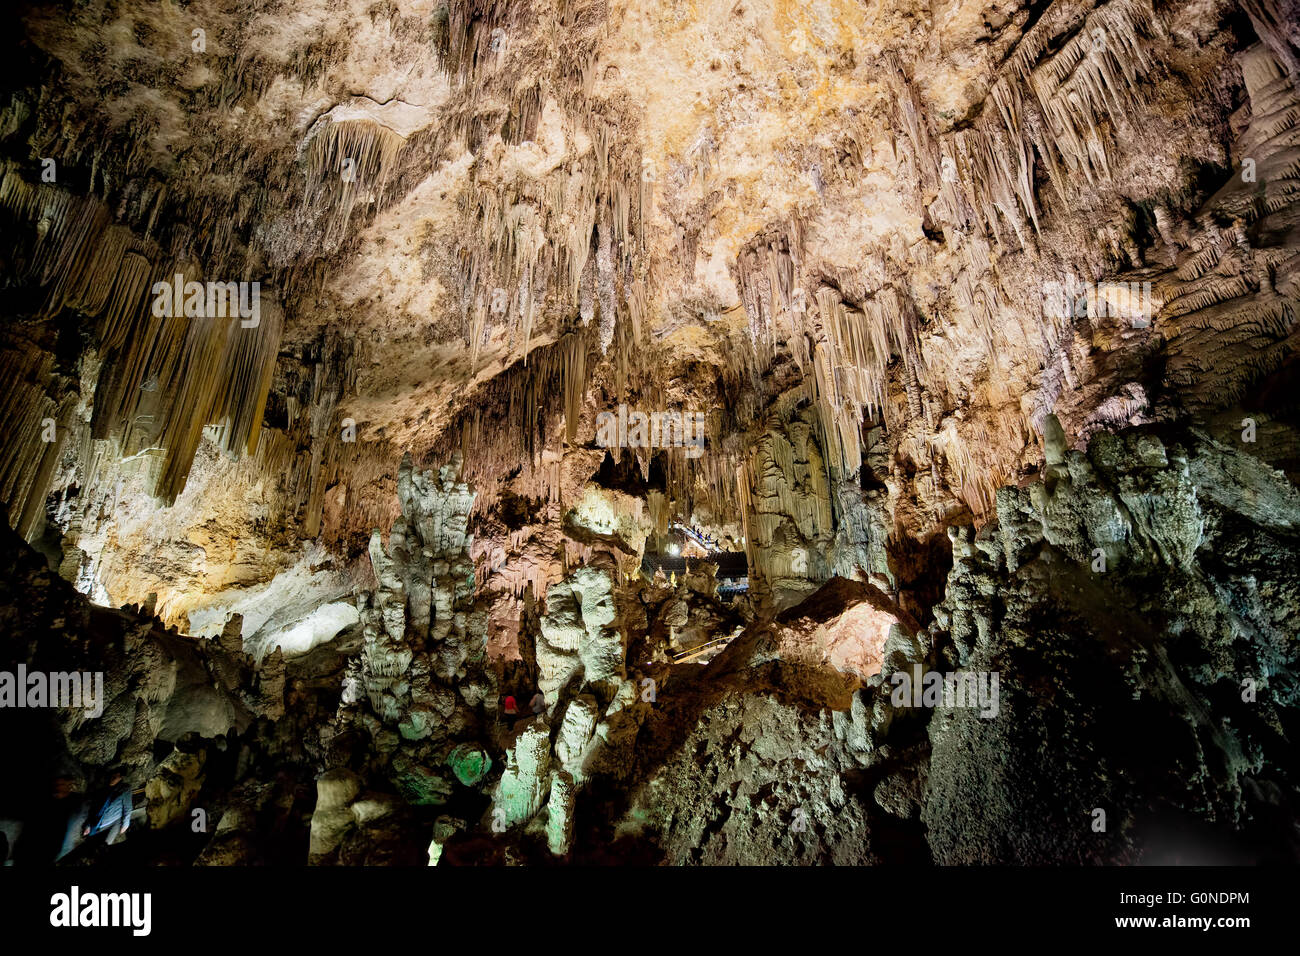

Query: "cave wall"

xmin=0 ymin=0 xmax=1297 ymax=865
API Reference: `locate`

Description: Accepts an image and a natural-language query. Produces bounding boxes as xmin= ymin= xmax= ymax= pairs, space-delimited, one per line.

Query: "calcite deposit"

xmin=0 ymin=0 xmax=1297 ymax=866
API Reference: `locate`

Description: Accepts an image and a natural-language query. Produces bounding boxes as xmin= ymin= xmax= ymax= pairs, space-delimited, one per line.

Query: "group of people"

xmin=1 ymin=770 xmax=134 ymax=865
xmin=669 ymin=522 xmax=725 ymax=553
xmin=501 ymin=692 xmax=546 ymax=717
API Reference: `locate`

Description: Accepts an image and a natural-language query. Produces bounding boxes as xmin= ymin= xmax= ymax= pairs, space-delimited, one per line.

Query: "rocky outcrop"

xmin=0 ymin=516 xmax=289 ymax=863
xmin=0 ymin=0 xmax=1298 ymax=870
xmin=607 ymin=419 xmax=1300 ymax=864
xmin=920 ymin=420 xmax=1300 ymax=863
xmin=483 ymin=558 xmax=647 ymax=857
xmin=309 ymin=453 xmax=496 ymax=858
xmin=536 ymin=563 xmax=624 ymax=706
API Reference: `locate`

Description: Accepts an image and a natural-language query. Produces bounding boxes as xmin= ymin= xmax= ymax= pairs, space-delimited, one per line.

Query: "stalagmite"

xmin=2 ymin=0 xmax=1299 ymax=876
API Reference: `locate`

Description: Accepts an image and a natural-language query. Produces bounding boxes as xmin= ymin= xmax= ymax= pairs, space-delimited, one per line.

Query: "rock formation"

xmin=0 ymin=0 xmax=1297 ymax=866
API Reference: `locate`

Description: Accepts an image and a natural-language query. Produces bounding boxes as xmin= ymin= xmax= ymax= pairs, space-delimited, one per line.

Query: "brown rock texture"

xmin=0 ymin=0 xmax=1297 ymax=866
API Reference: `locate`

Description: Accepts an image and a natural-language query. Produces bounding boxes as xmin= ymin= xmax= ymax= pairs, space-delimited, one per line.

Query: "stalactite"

xmin=926 ymin=0 xmax=1160 ymax=250
xmin=1 ymin=167 xmax=286 ymax=515
xmin=1158 ymin=43 xmax=1300 ymax=413
xmin=304 ymin=119 xmax=407 ymax=248
xmin=429 ymin=328 xmax=595 ymax=515
xmin=1237 ymin=0 xmax=1300 ymax=83
xmin=502 ymin=82 xmax=544 ymax=145
xmin=453 ymin=123 xmax=640 ymax=369
xmin=736 ymin=407 xmax=836 ymax=589
xmin=432 ymin=0 xmax=514 ymax=87
xmin=0 ymin=348 xmax=78 ymax=539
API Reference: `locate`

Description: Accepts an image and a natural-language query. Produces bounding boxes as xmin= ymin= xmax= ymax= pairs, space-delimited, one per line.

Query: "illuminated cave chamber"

xmin=1 ymin=0 xmax=1298 ymax=866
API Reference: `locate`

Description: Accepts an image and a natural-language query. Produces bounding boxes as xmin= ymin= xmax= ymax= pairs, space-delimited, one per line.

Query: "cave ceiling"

xmin=1 ymin=0 xmax=1299 ymax=869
